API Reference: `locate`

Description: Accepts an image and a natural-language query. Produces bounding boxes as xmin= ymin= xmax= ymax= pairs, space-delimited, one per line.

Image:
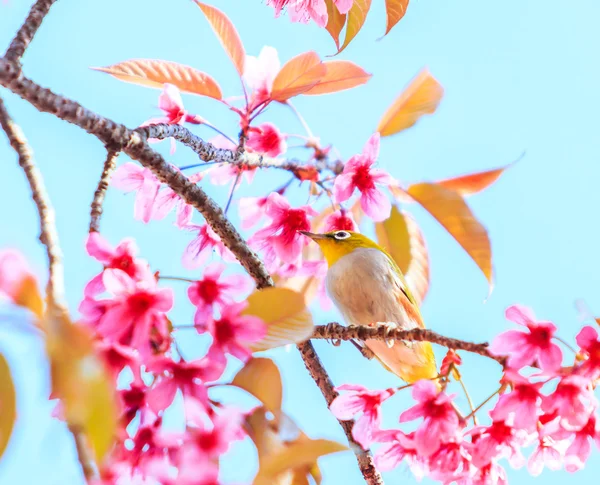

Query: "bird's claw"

xmin=350 ymin=339 xmax=374 ymax=360
xmin=325 ymin=322 xmax=341 ymax=346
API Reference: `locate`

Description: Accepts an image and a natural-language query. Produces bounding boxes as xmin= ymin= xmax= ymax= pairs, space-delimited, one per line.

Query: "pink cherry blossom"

xmin=146 ymin=355 xmax=225 ymax=414
xmin=79 ymin=268 xmax=173 ymax=358
xmin=333 ymin=133 xmax=393 ymax=222
xmin=322 ymin=209 xmax=358 ymax=232
xmin=527 ymin=437 xmax=564 ymax=476
xmin=182 ymin=224 xmax=236 ymax=269
xmin=84 ymin=232 xmax=150 ymax=297
xmin=427 ymin=440 xmax=473 ymax=483
xmin=490 ymin=371 xmax=543 ymax=431
xmin=238 ymin=195 xmax=268 ymax=229
xmin=374 ymin=430 xmax=426 ymax=477
xmin=440 ymin=349 xmax=462 ymax=377
xmin=399 ymin=380 xmax=459 ymax=457
xmin=111 ymin=162 xmax=161 ymax=223
xmin=249 ymin=192 xmax=317 ymax=264
xmin=489 ymin=304 xmax=563 ymax=372
xmin=329 ymin=384 xmax=394 ymax=449
xmin=467 ymin=460 xmax=509 ymax=485
xmin=542 ymin=374 xmax=596 ymax=430
xmin=187 ymin=263 xmax=252 ymax=324
xmin=199 ymin=302 xmax=266 ymax=362
xmin=119 ymin=383 xmax=152 ymax=426
xmin=246 ymin=122 xmax=287 ymax=157
xmin=0 ymin=248 xmax=34 ymax=303
xmin=152 ymin=171 xmax=204 ymax=228
xmin=468 ymin=420 xmax=530 ymax=468
xmin=333 ymin=0 xmax=353 ymax=14
xmin=243 ymin=46 xmax=281 ymax=103
xmin=576 ymin=325 xmax=600 ymax=379
xmin=95 ymin=339 xmax=141 ymax=383
xmin=188 ymin=406 xmax=246 ymax=459
xmin=563 ymin=414 xmax=600 ymax=472
xmin=268 ymin=0 xmax=328 ymax=27
xmin=140 ymin=84 xmax=202 ymax=154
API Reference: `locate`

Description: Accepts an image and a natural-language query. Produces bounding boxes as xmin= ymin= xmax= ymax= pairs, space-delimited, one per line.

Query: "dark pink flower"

xmin=268 ymin=0 xmax=328 ymax=27
xmin=119 ymin=383 xmax=152 ymax=426
xmin=187 ymin=263 xmax=252 ymax=324
xmin=468 ymin=420 xmax=530 ymax=468
xmin=467 ymin=460 xmax=508 ymax=485
xmin=542 ymin=374 xmax=595 ymax=430
xmin=527 ymin=437 xmax=564 ymax=476
xmin=250 ymin=192 xmax=317 ymax=264
xmin=333 ymin=133 xmax=393 ymax=222
xmin=247 ymin=122 xmax=287 ymax=157
xmin=79 ymin=269 xmax=173 ymax=358
xmin=322 ymin=209 xmax=358 ymax=232
xmin=427 ymin=440 xmax=473 ymax=483
xmin=563 ymin=414 xmax=600 ymax=472
xmin=399 ymin=380 xmax=459 ymax=457
xmin=490 ymin=371 xmax=543 ymax=431
xmin=182 ymin=224 xmax=236 ymax=269
xmin=329 ymin=384 xmax=394 ymax=449
xmin=153 ymin=171 xmax=204 ymax=228
xmin=111 ymin=162 xmax=161 ymax=223
xmin=238 ymin=196 xmax=269 ymax=229
xmin=188 ymin=406 xmax=246 ymax=459
xmin=146 ymin=355 xmax=225 ymax=414
xmin=84 ymin=232 xmax=150 ymax=297
xmin=489 ymin=305 xmax=563 ymax=372
xmin=95 ymin=339 xmax=141 ymax=383
xmin=440 ymin=349 xmax=462 ymax=377
xmin=200 ymin=302 xmax=266 ymax=362
xmin=374 ymin=430 xmax=426 ymax=477
xmin=576 ymin=325 xmax=600 ymax=379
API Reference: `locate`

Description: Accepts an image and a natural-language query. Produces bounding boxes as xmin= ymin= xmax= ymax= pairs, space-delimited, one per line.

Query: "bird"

xmin=300 ymin=229 xmax=438 ymax=384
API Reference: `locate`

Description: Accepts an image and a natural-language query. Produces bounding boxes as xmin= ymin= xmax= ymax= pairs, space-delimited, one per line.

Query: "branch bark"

xmin=311 ymin=323 xmax=505 ymax=364
xmin=89 ymin=149 xmax=119 ymax=233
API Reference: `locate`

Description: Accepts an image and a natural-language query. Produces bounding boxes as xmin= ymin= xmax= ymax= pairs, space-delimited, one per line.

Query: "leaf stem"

xmin=158 ymin=275 xmax=196 ymax=283
xmin=463 ymin=386 xmax=502 ymax=422
xmin=286 ymin=100 xmax=314 ymax=138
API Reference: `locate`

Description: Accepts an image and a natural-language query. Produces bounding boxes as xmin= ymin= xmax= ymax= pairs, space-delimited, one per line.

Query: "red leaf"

xmin=436 ymin=165 xmax=510 ymax=196
xmin=91 ymin=59 xmax=222 ymax=99
xmin=338 ymin=0 xmax=372 ymax=54
xmin=384 ymin=0 xmax=409 ymax=35
xmin=304 ymin=61 xmax=371 ymax=95
xmin=270 ymin=52 xmax=326 ymax=101
xmin=195 ymin=2 xmax=245 ymax=76
xmin=324 ymin=0 xmax=347 ymax=50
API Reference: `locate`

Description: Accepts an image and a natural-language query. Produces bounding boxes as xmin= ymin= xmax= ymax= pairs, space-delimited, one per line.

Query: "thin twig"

xmin=89 ymin=148 xmax=118 ymax=233
xmin=4 ymin=0 xmax=58 ymax=63
xmin=0 ymin=95 xmax=97 ymax=481
xmin=311 ymin=323 xmax=506 ymax=364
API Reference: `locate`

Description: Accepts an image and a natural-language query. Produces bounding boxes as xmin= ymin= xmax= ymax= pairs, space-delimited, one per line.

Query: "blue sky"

xmin=1 ymin=0 xmax=600 ymax=484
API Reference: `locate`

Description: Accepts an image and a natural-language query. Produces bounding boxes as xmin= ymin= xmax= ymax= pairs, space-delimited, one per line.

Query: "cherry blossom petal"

xmin=333 ymin=173 xmax=355 ymax=203
xmin=505 ymin=304 xmax=536 ymax=326
xmin=360 ymin=187 xmax=392 ymax=222
xmin=85 ymin=232 xmax=115 ymax=262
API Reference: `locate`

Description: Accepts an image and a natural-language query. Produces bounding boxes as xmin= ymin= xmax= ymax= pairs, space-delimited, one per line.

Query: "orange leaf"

xmin=324 ymin=0 xmax=347 ymax=50
xmin=436 ymin=165 xmax=509 ymax=196
xmin=304 ymin=61 xmax=371 ymax=95
xmin=0 ymin=354 xmax=16 ymax=459
xmin=271 ymin=52 xmax=326 ymax=101
xmin=338 ymin=0 xmax=372 ymax=54
xmin=195 ymin=2 xmax=245 ymax=76
xmin=92 ymin=59 xmax=222 ymax=99
xmin=12 ymin=274 xmax=44 ymax=318
xmin=375 ymin=206 xmax=430 ymax=305
xmin=377 ymin=68 xmax=443 ymax=136
xmin=384 ymin=0 xmax=409 ymax=35
xmin=407 ymin=183 xmax=493 ymax=289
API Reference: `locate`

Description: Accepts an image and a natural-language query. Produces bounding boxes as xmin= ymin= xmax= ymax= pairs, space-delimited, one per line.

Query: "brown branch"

xmin=89 ymin=149 xmax=119 ymax=233
xmin=311 ymin=323 xmax=505 ymax=364
xmin=298 ymin=341 xmax=384 ymax=485
xmin=0 ymin=95 xmax=97 ymax=480
xmin=4 ymin=0 xmax=58 ymax=63
xmin=0 ymin=60 xmax=381 ymax=484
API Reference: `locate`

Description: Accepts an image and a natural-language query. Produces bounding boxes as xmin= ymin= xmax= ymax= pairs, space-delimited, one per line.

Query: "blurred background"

xmin=1 ymin=0 xmax=600 ymax=483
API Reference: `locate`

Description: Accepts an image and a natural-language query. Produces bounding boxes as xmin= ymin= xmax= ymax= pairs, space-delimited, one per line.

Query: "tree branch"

xmin=311 ymin=323 xmax=505 ymax=364
xmin=0 ymin=94 xmax=97 ymax=480
xmin=4 ymin=0 xmax=58 ymax=63
xmin=89 ymin=148 xmax=119 ymax=233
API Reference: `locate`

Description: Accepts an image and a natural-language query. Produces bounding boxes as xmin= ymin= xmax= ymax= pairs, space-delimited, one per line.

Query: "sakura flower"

xmin=268 ymin=0 xmax=328 ymax=27
xmin=467 ymin=460 xmax=509 ymax=485
xmin=398 ymin=379 xmax=459 ymax=457
xmin=427 ymin=440 xmax=473 ymax=484
xmin=238 ymin=195 xmax=268 ymax=229
xmin=333 ymin=133 xmax=394 ymax=222
xmin=576 ymin=325 xmax=600 ymax=379
xmin=146 ymin=355 xmax=225 ymax=413
xmin=329 ymin=384 xmax=394 ymax=449
xmin=111 ymin=162 xmax=161 ymax=223
xmin=243 ymin=46 xmax=280 ymax=102
xmin=563 ymin=414 xmax=600 ymax=472
xmin=84 ymin=232 xmax=150 ymax=297
xmin=182 ymin=224 xmax=236 ymax=270
xmin=489 ymin=304 xmax=563 ymax=372
xmin=199 ymin=302 xmax=266 ymax=362
xmin=527 ymin=437 xmax=564 ymax=476
xmin=188 ymin=406 xmax=246 ymax=459
xmin=542 ymin=374 xmax=596 ymax=430
xmin=333 ymin=0 xmax=353 ymax=14
xmin=490 ymin=371 xmax=543 ymax=431
xmin=467 ymin=420 xmax=530 ymax=469
xmin=374 ymin=430 xmax=426 ymax=477
xmin=152 ymin=171 xmax=204 ymax=228
xmin=0 ymin=249 xmax=36 ymax=304
xmin=119 ymin=383 xmax=151 ymax=426
xmin=440 ymin=349 xmax=462 ymax=377
xmin=140 ymin=84 xmax=202 ymax=154
xmin=187 ymin=263 xmax=252 ymax=324
xmin=322 ymin=209 xmax=358 ymax=232
xmin=79 ymin=269 xmax=173 ymax=358
xmin=247 ymin=122 xmax=287 ymax=157
xmin=250 ymin=192 xmax=317 ymax=264
xmin=95 ymin=339 xmax=141 ymax=383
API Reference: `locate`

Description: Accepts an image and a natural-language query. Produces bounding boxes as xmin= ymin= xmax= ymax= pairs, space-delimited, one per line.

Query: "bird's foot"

xmin=325 ymin=322 xmax=341 ymax=347
xmin=350 ymin=339 xmax=375 ymax=360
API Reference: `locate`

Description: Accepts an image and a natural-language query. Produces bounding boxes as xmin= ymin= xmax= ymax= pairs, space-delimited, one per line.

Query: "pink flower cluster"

xmin=267 ymin=0 xmax=353 ymax=27
xmin=330 ymin=305 xmax=600 ymax=483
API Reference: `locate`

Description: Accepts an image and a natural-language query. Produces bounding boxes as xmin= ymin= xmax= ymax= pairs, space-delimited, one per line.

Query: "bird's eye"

xmin=334 ymin=231 xmax=351 ymax=240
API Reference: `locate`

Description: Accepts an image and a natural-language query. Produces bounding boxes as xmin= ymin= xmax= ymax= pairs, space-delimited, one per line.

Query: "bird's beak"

xmin=299 ymin=230 xmax=328 ymax=240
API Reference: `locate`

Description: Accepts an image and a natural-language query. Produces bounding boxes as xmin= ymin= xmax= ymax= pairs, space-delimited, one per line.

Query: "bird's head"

xmin=299 ymin=230 xmax=382 ymax=267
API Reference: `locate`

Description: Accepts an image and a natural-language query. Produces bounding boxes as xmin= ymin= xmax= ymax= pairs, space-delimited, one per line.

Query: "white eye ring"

xmin=334 ymin=231 xmax=351 ymax=240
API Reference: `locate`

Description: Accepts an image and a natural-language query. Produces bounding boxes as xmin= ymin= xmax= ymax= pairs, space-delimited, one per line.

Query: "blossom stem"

xmin=555 ymin=336 xmax=579 ymax=355
xmin=201 ymin=120 xmax=237 ymax=145
xmin=457 ymin=376 xmax=478 ymax=425
xmin=158 ymin=275 xmax=196 ymax=283
xmin=224 ymin=172 xmax=242 ymax=214
xmin=178 ymin=161 xmax=221 ymax=171
xmin=285 ymin=100 xmax=314 ymax=138
xmin=463 ymin=386 xmax=503 ymax=422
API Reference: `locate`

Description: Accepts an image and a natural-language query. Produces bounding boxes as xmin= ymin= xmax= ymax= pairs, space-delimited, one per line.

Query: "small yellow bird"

xmin=300 ymin=229 xmax=437 ymax=384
